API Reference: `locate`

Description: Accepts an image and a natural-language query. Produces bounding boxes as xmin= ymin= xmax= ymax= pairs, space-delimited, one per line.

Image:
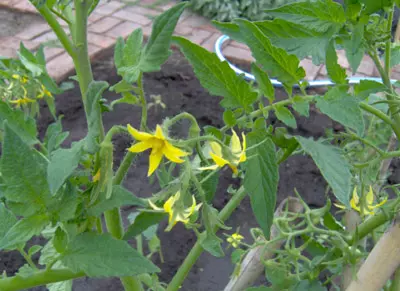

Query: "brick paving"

xmin=0 ymin=0 xmax=397 ymax=83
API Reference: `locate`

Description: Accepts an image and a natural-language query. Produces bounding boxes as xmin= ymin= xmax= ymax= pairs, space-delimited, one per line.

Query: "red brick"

xmin=88 ymin=32 xmax=116 ymax=48
xmin=88 ymin=17 xmax=122 ymax=33
xmin=175 ymin=23 xmax=193 ymax=36
xmin=180 ymin=14 xmax=209 ymax=28
xmin=186 ymin=29 xmax=212 ymax=46
xmin=32 ymin=31 xmax=57 ymax=43
xmin=0 ymin=36 xmax=22 ymax=50
xmin=112 ymin=10 xmax=151 ymax=26
xmin=202 ymin=33 xmax=223 ymax=52
xmin=337 ymin=50 xmax=350 ymax=69
xmin=46 ymin=52 xmax=75 ymax=82
xmin=95 ymin=1 xmax=125 ymax=16
xmin=44 ymin=47 xmax=64 ymax=62
xmin=105 ymin=21 xmax=141 ymax=39
xmin=88 ymin=44 xmax=102 ymax=57
xmin=230 ymin=41 xmax=248 ymax=50
xmin=222 ymin=45 xmax=254 ymax=63
xmin=126 ymin=5 xmax=160 ymax=16
xmin=0 ymin=47 xmax=17 ymax=58
xmin=142 ymin=25 xmax=152 ymax=39
xmin=300 ymin=58 xmax=322 ymax=81
xmin=17 ymin=23 xmax=51 ymax=40
xmin=160 ymin=2 xmax=175 ymax=11
xmin=178 ymin=10 xmax=193 ymax=24
xmin=199 ymin=23 xmax=219 ymax=33
xmin=0 ymin=0 xmax=21 ymax=7
xmin=88 ymin=12 xmax=104 ymax=24
xmin=13 ymin=0 xmax=37 ymax=13
xmin=357 ymin=55 xmax=376 ymax=76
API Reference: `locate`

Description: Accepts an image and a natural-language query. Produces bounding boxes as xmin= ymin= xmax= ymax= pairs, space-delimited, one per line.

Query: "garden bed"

xmin=1 ymin=50 xmax=399 ymax=290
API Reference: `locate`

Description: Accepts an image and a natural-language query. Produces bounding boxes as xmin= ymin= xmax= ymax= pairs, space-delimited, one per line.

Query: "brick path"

xmin=0 ymin=0 xmax=394 ymax=82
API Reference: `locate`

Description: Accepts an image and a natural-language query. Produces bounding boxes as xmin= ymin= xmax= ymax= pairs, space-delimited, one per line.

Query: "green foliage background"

xmin=188 ymin=0 xmax=296 ymax=21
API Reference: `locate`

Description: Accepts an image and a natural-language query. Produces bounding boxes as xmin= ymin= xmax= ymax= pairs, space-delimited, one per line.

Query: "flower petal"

xmin=210 ymin=152 xmax=229 ymax=167
xmin=148 ymin=149 xmax=163 ymax=176
xmin=230 ymin=130 xmax=242 ymax=155
xmin=210 ymin=142 xmax=223 ymax=157
xmin=366 ymin=186 xmax=374 ymax=206
xmin=334 ymin=203 xmax=346 ymax=210
xmin=127 ymin=124 xmax=153 ymax=141
xmin=128 ymin=141 xmax=153 ymax=153
xmin=155 ymin=125 xmax=166 ymax=140
xmin=198 ymin=165 xmax=219 ymax=171
xmin=163 ymin=142 xmax=187 ymax=163
xmin=239 ymin=133 xmax=247 ymax=163
xmin=228 ymin=163 xmax=239 ymax=175
xmin=369 ymin=196 xmax=388 ymax=210
xmin=163 ymin=195 xmax=176 ymax=213
xmin=352 ymin=187 xmax=360 ymax=206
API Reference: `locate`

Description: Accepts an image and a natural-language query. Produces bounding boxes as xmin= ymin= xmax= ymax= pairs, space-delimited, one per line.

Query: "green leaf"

xmin=323 ymin=212 xmax=344 ymax=231
xmin=295 ymin=137 xmax=351 ymax=206
xmin=384 ymin=44 xmax=400 ymax=68
xmin=354 ymin=80 xmax=387 ymax=100
xmin=235 ymin=19 xmax=305 ymax=87
xmin=246 ymin=287 xmax=273 ymax=291
xmin=200 ymin=233 xmax=224 ymax=257
xmin=316 ymin=87 xmax=364 ymax=135
xmin=111 ymin=92 xmax=139 ymax=108
xmin=173 ymin=36 xmax=257 ymax=109
xmin=88 ymin=186 xmax=146 ymax=217
xmin=1 ymin=123 xmax=51 ymax=211
xmin=200 ymin=170 xmax=219 ymax=202
xmin=360 ymin=0 xmax=393 ymax=14
xmin=231 ymin=249 xmax=245 ymax=264
xmin=343 ymin=22 xmax=365 ymax=73
xmin=53 ymin=227 xmax=68 ymax=253
xmin=255 ymin=19 xmax=334 ymax=65
xmin=17 ymin=264 xmax=35 ymax=278
xmin=292 ymin=96 xmax=310 ymax=117
xmin=223 ymin=110 xmax=237 ymax=126
xmin=61 ymin=232 xmax=160 ymax=277
xmin=44 ymin=119 xmax=69 ymax=153
xmin=292 ymin=280 xmax=326 ymax=291
xmin=47 ymin=280 xmax=72 ymax=291
xmin=140 ymin=3 xmax=187 ymax=72
xmin=28 ymin=245 xmax=42 ymax=257
xmin=47 ymin=140 xmax=85 ymax=195
xmin=275 ymin=105 xmax=297 ymax=128
xmin=0 ymin=214 xmax=49 ymax=250
xmin=124 ymin=212 xmax=166 ymax=240
xmin=244 ymin=134 xmax=278 ymax=238
xmin=0 ymin=203 xmax=17 ymax=238
xmin=251 ymin=63 xmax=275 ymax=103
xmin=265 ymin=0 xmax=346 ymax=33
xmin=17 ymin=43 xmax=44 ymax=76
xmin=0 ymin=100 xmax=37 ymax=145
xmin=85 ymin=81 xmax=109 ymax=153
xmin=213 ymin=21 xmax=245 ymax=43
xmin=118 ymin=29 xmax=143 ymax=83
xmin=114 ymin=37 xmax=124 ymax=69
xmin=326 ymin=41 xmax=347 ymax=84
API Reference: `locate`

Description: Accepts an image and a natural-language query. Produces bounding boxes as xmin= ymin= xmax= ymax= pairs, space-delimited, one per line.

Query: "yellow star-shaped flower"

xmin=335 ymin=186 xmax=387 ymax=215
xmin=200 ymin=130 xmax=246 ymax=174
xmin=227 ymin=232 xmax=244 ymax=248
xmin=149 ymin=191 xmax=201 ymax=231
xmin=10 ymin=96 xmax=34 ymax=107
xmin=127 ymin=124 xmax=188 ymax=176
xmin=38 ymin=85 xmax=52 ymax=99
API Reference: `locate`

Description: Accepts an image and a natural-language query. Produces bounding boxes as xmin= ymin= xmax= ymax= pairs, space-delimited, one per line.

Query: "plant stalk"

xmin=138 ymin=73 xmax=148 ymax=131
xmin=166 ymin=187 xmax=248 ymax=291
xmin=0 ymin=269 xmax=85 ymax=291
xmin=346 ymin=219 xmax=400 ymax=291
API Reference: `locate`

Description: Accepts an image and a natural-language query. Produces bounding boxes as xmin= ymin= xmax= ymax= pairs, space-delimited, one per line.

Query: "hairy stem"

xmin=385 ymin=6 xmax=394 ymax=78
xmin=0 ymin=269 xmax=85 ymax=291
xmin=138 ymin=73 xmax=148 ymax=131
xmin=166 ymin=188 xmax=248 ymax=291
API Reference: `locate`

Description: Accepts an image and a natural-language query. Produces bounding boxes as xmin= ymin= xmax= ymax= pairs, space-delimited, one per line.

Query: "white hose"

xmin=214 ymin=35 xmax=397 ymax=88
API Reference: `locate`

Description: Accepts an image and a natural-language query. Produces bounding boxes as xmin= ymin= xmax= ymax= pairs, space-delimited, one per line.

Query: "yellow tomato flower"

xmin=200 ymin=130 xmax=246 ymax=174
xmin=149 ymin=191 xmax=201 ymax=231
xmin=227 ymin=232 xmax=244 ymax=248
xmin=12 ymin=74 xmax=28 ymax=84
xmin=127 ymin=124 xmax=188 ymax=176
xmin=38 ymin=85 xmax=52 ymax=99
xmin=335 ymin=186 xmax=387 ymax=215
xmin=10 ymin=96 xmax=34 ymax=107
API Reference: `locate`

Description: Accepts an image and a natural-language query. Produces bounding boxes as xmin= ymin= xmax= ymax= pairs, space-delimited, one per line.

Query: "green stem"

xmin=19 ymin=248 xmax=38 ymax=270
xmin=138 ymin=73 xmax=148 ymax=131
xmin=359 ymin=102 xmax=394 ymax=127
xmin=391 ymin=268 xmax=400 ymax=291
xmin=121 ymin=276 xmax=144 ymax=291
xmin=385 ymin=6 xmax=394 ymax=78
xmin=348 ymin=199 xmax=399 ymax=244
xmin=35 ymin=6 xmax=76 ymax=58
xmin=0 ymin=269 xmax=85 ymax=291
xmin=166 ymin=188 xmax=248 ymax=291
xmin=113 ymin=151 xmax=137 ymax=185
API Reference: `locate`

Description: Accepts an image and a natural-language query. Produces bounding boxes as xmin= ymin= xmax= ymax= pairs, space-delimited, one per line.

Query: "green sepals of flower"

xmin=91 ymin=141 xmax=114 ymax=204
